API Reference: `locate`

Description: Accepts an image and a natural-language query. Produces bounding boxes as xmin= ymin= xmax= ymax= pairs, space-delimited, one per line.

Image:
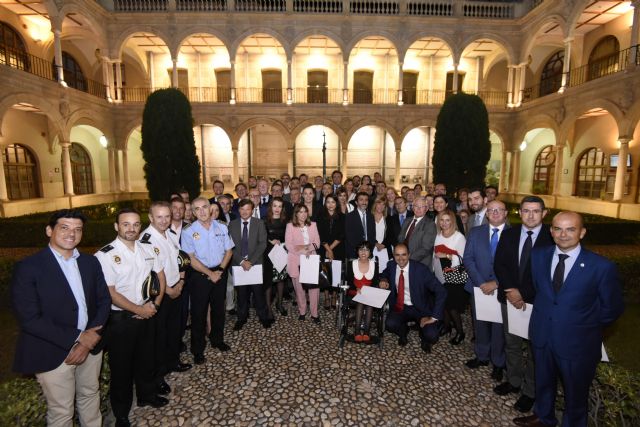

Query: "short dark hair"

xmin=150 ymin=200 xmax=171 ymax=212
xmin=468 ymin=188 xmax=486 ymax=198
xmin=238 ymin=198 xmax=255 ymax=209
xmin=520 ymin=195 xmax=546 ymax=210
xmin=485 ymin=185 xmax=498 ymax=194
xmin=356 ymin=191 xmax=369 ymax=201
xmin=170 ymin=196 xmax=185 ymax=206
xmin=355 ymin=240 xmax=373 ymax=257
xmin=115 ymin=207 xmax=140 ymax=224
xmin=48 ymin=209 xmax=87 ymax=229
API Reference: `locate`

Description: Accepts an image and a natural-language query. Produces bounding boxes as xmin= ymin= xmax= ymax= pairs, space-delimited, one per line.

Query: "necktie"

xmin=476 ymin=213 xmax=482 ymax=226
xmin=490 ymin=227 xmax=499 ymax=256
xmin=404 ymin=218 xmax=416 ymax=244
xmin=394 ymin=269 xmax=405 ymax=312
xmin=262 ymin=197 xmax=267 ymax=204
xmin=519 ymin=230 xmax=534 ymax=280
xmin=553 ymin=253 xmax=569 ymax=292
xmin=408 ymin=203 xmax=412 ymax=211
xmin=399 ymin=213 xmax=405 ymax=227
xmin=362 ymin=212 xmax=368 ymax=240
xmin=241 ymin=221 xmax=249 ymax=258
xmin=253 ymin=207 xmax=259 ymax=218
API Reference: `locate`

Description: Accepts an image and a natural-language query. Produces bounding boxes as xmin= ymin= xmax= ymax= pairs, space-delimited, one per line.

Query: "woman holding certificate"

xmin=263 ymin=197 xmax=289 ymax=320
xmin=316 ymin=194 xmax=345 ymax=310
xmin=285 ymin=204 xmax=321 ymax=323
xmin=348 ymin=241 xmax=379 ymax=342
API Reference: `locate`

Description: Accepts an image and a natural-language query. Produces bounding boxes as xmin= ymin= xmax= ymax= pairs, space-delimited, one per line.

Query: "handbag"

xmin=442 ymin=254 xmax=468 ymax=285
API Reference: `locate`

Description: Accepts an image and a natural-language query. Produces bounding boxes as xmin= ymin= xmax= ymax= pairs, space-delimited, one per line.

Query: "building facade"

xmin=0 ymin=0 xmax=639 ymax=219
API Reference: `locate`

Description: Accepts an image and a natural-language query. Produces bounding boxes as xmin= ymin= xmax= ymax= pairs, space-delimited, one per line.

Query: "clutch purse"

xmin=442 ymin=255 xmax=468 ymax=285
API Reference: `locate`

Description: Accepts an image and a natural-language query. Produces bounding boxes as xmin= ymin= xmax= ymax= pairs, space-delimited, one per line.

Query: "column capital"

xmin=563 ymin=37 xmax=575 ymax=45
xmin=618 ymin=137 xmax=632 ymax=145
xmin=59 ymin=140 xmax=71 ymax=149
xmin=287 ymin=148 xmax=295 ymax=154
xmin=395 ymin=148 xmax=402 ymax=153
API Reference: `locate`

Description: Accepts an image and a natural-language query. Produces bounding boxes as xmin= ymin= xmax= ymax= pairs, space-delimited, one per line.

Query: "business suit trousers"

xmin=471 ymin=293 xmax=506 ymax=368
xmin=180 ymin=271 xmax=192 ymax=339
xmin=35 ymin=351 xmax=103 ymax=427
xmin=154 ymin=293 xmax=183 ymax=381
xmin=291 ymin=277 xmax=319 ymax=317
xmin=190 ymin=270 xmax=227 ymax=356
xmin=386 ymin=305 xmax=439 ymax=345
xmin=236 ymin=281 xmax=268 ymax=323
xmin=501 ymin=303 xmax=535 ymax=397
xmin=106 ymin=311 xmax=156 ymax=420
xmin=533 ymin=344 xmax=598 ymax=427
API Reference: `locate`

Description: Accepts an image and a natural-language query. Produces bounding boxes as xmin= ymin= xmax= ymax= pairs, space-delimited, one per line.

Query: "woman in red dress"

xmin=349 ymin=241 xmax=379 ymax=342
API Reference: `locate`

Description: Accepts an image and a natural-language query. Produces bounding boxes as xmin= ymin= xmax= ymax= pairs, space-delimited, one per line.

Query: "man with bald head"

xmin=514 ymin=211 xmax=624 ymax=427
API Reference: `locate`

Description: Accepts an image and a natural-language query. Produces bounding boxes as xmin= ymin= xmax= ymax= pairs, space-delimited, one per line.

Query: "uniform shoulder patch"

xmin=99 ymin=244 xmax=114 ymax=253
xmin=140 ymin=233 xmax=152 ymax=244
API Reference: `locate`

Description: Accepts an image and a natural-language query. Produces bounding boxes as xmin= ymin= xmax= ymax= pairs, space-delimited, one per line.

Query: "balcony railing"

xmin=177 ymin=0 xmax=226 ymax=10
xmin=0 ymin=44 xmax=55 ymax=81
xmin=294 ymin=0 xmax=343 ymax=13
xmin=114 ymin=0 xmax=168 ymax=11
xmin=477 ymin=90 xmax=508 ymax=107
xmin=407 ymin=0 xmax=452 ymax=16
xmin=235 ymin=0 xmax=285 ymax=11
xmin=462 ymin=1 xmax=513 ymax=19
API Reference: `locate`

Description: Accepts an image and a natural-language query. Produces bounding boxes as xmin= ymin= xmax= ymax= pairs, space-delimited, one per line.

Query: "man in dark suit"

xmin=218 ymin=194 xmax=237 ymax=224
xmin=494 ymin=196 xmax=554 ymax=413
xmin=463 ymin=199 xmax=509 ymax=381
xmin=379 ymin=243 xmax=446 ymax=353
xmin=514 ymin=211 xmax=624 ymax=427
xmin=387 ymin=196 xmax=414 ymax=248
xmin=12 ymin=210 xmax=111 ymax=426
xmin=344 ymin=191 xmax=376 ymax=258
xmin=468 ymin=188 xmax=488 ymax=229
xmin=228 ymin=199 xmax=270 ymax=330
xmin=249 ymin=188 xmax=268 ymax=219
xmin=232 ymin=182 xmax=249 ymax=217
xmin=257 ymin=178 xmax=272 ymax=206
xmin=397 ymin=196 xmax=436 ymax=268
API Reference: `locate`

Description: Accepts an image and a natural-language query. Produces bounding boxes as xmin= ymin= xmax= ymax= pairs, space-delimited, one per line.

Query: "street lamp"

xmin=322 ymin=127 xmax=327 ymax=181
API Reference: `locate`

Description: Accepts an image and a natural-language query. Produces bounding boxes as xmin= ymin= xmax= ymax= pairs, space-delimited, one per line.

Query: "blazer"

xmin=228 ymin=217 xmax=267 ymax=266
xmin=398 ymin=216 xmax=437 ymax=268
xmin=494 ymin=224 xmax=554 ymax=304
xmin=387 ymin=211 xmax=414 ymax=248
xmin=529 ymin=246 xmax=624 ymax=360
xmin=463 ymin=223 xmax=508 ymax=293
xmin=380 ymin=260 xmax=446 ymax=320
xmin=12 ymin=249 xmax=111 ymax=374
xmin=344 ymin=209 xmax=376 ymax=259
xmin=284 ymin=222 xmax=321 ymax=279
xmin=316 ymin=212 xmax=346 ymax=261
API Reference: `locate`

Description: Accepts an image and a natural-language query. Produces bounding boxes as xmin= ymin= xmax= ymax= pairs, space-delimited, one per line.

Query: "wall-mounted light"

xmin=519 ymin=141 xmax=527 ymax=151
xmin=99 ymin=135 xmax=108 ymax=148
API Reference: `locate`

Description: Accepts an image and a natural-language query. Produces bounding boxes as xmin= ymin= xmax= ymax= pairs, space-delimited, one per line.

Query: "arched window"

xmin=0 ymin=21 xmax=28 ymax=70
xmin=575 ymin=148 xmax=607 ymax=198
xmin=532 ymin=145 xmax=555 ymax=195
xmin=3 ymin=143 xmax=40 ymax=200
xmin=63 ymin=143 xmax=94 ymax=195
xmin=539 ymin=51 xmax=563 ymax=96
xmin=588 ymin=36 xmax=620 ymax=81
xmin=61 ymin=51 xmax=86 ymax=91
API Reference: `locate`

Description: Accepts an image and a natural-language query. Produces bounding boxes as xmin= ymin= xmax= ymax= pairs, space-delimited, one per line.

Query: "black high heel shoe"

xmin=449 ymin=331 xmax=466 ymax=345
xmin=276 ymin=304 xmax=288 ymax=316
xmin=439 ymin=324 xmax=452 ymax=337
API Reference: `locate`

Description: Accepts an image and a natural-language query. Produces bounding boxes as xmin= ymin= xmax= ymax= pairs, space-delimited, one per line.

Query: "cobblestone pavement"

xmin=126 ymin=307 xmax=524 ymax=427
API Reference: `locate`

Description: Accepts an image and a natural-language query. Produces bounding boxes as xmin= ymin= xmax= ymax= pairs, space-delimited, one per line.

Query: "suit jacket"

xmin=218 ymin=211 xmax=237 ymax=224
xmin=228 ymin=217 xmax=267 ymax=266
xmin=494 ymin=224 xmax=553 ymax=304
xmin=469 ymin=211 xmax=489 ymax=229
xmin=463 ymin=223 xmax=509 ymax=293
xmin=398 ymin=216 xmax=437 ymax=268
xmin=11 ymin=248 xmax=111 ymax=374
xmin=344 ymin=209 xmax=376 ymax=259
xmin=529 ymin=246 xmax=623 ymax=360
xmin=380 ymin=260 xmax=446 ymax=320
xmin=387 ymin=211 xmax=414 ymax=249
xmin=284 ymin=222 xmax=321 ymax=279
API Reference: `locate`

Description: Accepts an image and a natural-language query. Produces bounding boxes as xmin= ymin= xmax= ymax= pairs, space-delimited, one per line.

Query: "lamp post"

xmin=322 ymin=128 xmax=327 ymax=181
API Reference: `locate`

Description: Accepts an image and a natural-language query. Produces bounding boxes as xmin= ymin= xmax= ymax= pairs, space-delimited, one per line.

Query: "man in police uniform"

xmin=95 ymin=208 xmax=168 ymax=427
xmin=181 ymin=197 xmax=234 ymax=365
xmin=140 ymin=201 xmax=192 ymax=398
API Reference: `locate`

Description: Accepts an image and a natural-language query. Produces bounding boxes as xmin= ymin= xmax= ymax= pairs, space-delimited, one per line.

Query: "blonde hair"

xmin=436 ymin=209 xmax=458 ymax=233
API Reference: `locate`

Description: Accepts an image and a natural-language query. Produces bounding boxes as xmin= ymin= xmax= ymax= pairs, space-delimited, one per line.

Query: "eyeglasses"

xmin=486 ymin=208 xmax=506 ymax=214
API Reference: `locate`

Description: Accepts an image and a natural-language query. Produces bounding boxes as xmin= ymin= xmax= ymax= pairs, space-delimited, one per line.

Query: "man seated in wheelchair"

xmin=379 ymin=243 xmax=447 ymax=353
xmin=346 ymin=241 xmax=380 ymax=343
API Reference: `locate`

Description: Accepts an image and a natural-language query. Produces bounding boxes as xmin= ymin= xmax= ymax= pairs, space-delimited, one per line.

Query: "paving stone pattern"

xmin=128 ymin=308 xmax=522 ymax=427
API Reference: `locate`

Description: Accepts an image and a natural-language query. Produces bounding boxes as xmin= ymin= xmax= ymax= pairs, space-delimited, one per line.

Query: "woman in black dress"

xmin=263 ymin=197 xmax=289 ymax=319
xmin=316 ymin=194 xmax=345 ymax=310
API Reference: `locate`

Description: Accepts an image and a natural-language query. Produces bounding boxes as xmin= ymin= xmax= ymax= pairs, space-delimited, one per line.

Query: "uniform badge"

xmin=193 ymin=232 xmax=200 ymax=240
xmin=154 ymin=247 xmax=160 ymax=255
xmin=114 ymin=255 xmax=121 ymax=264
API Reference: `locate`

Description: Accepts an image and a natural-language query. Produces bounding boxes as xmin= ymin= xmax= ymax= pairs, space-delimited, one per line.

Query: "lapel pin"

xmin=580 ymin=263 xmax=585 ymax=267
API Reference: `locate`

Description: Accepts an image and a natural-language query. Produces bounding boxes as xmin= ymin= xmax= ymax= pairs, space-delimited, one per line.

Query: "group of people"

xmin=11 ymin=169 xmax=624 ymax=427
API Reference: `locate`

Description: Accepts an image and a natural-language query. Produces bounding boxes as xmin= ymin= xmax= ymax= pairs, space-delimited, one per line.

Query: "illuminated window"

xmin=3 ymin=144 xmax=40 ymax=200
xmin=532 ymin=145 xmax=555 ymax=195
xmin=575 ymin=148 xmax=607 ymax=198
xmin=0 ymin=21 xmax=28 ymax=70
xmin=540 ymin=51 xmax=563 ymax=96
xmin=61 ymin=51 xmax=86 ymax=91
xmin=63 ymin=143 xmax=94 ymax=195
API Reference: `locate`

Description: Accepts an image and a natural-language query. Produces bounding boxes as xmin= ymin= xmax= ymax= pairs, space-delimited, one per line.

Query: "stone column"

xmin=101 ymin=58 xmax=113 ymax=102
xmin=613 ymin=138 xmax=631 ymax=201
xmin=475 ymin=56 xmax=484 ymax=93
xmin=630 ymin=1 xmax=640 ymax=66
xmin=288 ymin=148 xmax=295 ymax=177
xmin=287 ymin=59 xmax=293 ymax=105
xmin=122 ymin=149 xmax=131 ymax=192
xmin=517 ymin=63 xmax=527 ymax=106
xmin=395 ymin=149 xmax=401 ymax=188
xmin=559 ymin=37 xmax=573 ymax=92
xmin=552 ymin=144 xmax=565 ymax=196
xmin=171 ymin=58 xmax=178 ymax=88
xmin=230 ymin=60 xmax=236 ymax=104
xmin=233 ymin=148 xmax=240 ymax=184
xmin=506 ymin=65 xmax=515 ymax=106
xmin=499 ymin=149 xmax=508 ymax=192
xmin=53 ymin=28 xmax=65 ymax=85
xmin=114 ymin=61 xmax=123 ymax=101
xmin=0 ymin=142 xmax=9 ymax=201
xmin=397 ymin=62 xmax=404 ymax=105
xmin=108 ymin=147 xmax=116 ymax=192
xmin=60 ymin=141 xmax=75 ymax=196
xmin=148 ymin=51 xmax=156 ymax=90
xmin=342 ymin=61 xmax=349 ymax=106
xmin=452 ymin=63 xmax=459 ymax=93
xmin=341 ymin=148 xmax=348 ymax=178
xmin=510 ymin=149 xmax=521 ymax=194
xmin=114 ymin=149 xmax=122 ymax=192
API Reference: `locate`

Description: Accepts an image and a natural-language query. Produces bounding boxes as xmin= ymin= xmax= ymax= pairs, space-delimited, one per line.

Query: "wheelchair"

xmin=336 ymin=258 xmax=388 ymax=349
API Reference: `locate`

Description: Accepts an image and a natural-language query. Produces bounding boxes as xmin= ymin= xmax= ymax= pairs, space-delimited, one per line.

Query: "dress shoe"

xmin=227 ymin=309 xmax=237 ymax=315
xmin=514 ymin=395 xmax=535 ymax=413
xmin=398 ymin=335 xmax=408 ymax=346
xmin=277 ymin=304 xmax=288 ymax=316
xmin=465 ymin=358 xmax=489 ymax=369
xmin=115 ymin=417 xmax=131 ymax=427
xmin=312 ymin=316 xmax=321 ymax=324
xmin=156 ymin=380 xmax=171 ymax=395
xmin=421 ymin=341 xmax=431 ymax=353
xmin=298 ymin=314 xmax=305 ymax=321
xmin=491 ymin=366 xmax=504 ymax=382
xmin=193 ymin=354 xmax=205 ymax=365
xmin=261 ymin=320 xmax=273 ymax=329
xmin=213 ymin=342 xmax=231 ymax=352
xmin=137 ymin=395 xmax=169 ymax=408
xmin=493 ymin=381 xmax=521 ymax=396
xmin=439 ymin=324 xmax=452 ymax=337
xmin=513 ymin=414 xmax=548 ymax=427
xmin=233 ymin=320 xmax=246 ymax=331
xmin=170 ymin=362 xmax=193 ymax=373
xmin=355 ymin=334 xmax=364 ymax=342
xmin=361 ymin=334 xmax=370 ymax=343
xmin=449 ymin=331 xmax=465 ymax=345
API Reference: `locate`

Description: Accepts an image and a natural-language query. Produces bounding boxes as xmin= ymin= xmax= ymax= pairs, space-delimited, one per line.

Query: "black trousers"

xmin=190 ymin=271 xmax=227 ymax=356
xmin=237 ymin=282 xmax=268 ymax=323
xmin=154 ymin=293 xmax=183 ymax=382
xmin=385 ymin=305 xmax=439 ymax=345
xmin=106 ymin=310 xmax=156 ymax=420
xmin=180 ymin=271 xmax=192 ymax=339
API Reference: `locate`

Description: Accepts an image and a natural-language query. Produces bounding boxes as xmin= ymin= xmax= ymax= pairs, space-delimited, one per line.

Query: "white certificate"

xmin=473 ymin=287 xmax=503 ymax=323
xmin=507 ymin=302 xmax=532 ymax=339
xmin=299 ymin=254 xmax=320 ymax=284
xmin=352 ymin=286 xmax=391 ymax=309
xmin=331 ymin=260 xmax=342 ymax=287
xmin=373 ymin=247 xmax=389 ymax=272
xmin=268 ymin=244 xmax=288 ymax=273
xmin=232 ymin=265 xmax=263 ymax=286
xmin=601 ymin=344 xmax=609 ymax=362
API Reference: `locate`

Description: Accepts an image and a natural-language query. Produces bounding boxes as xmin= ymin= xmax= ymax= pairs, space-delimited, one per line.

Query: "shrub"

xmin=589 ymin=363 xmax=640 ymax=426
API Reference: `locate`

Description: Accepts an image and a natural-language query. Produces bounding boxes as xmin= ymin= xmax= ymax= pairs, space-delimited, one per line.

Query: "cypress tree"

xmin=432 ymin=93 xmax=491 ymax=192
xmin=141 ymin=88 xmax=201 ymax=200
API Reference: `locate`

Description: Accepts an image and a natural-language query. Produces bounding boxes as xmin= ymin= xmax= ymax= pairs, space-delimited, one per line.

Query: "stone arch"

xmin=114 ymin=27 xmax=173 ymax=60
xmin=58 ymin=7 xmax=108 ymax=51
xmin=460 ymin=33 xmax=516 ymax=65
xmin=290 ymin=30 xmax=346 ymax=60
xmin=192 ymin=116 xmax=234 ymax=141
xmin=514 ymin=114 xmax=560 ymax=149
xmin=400 ymin=32 xmax=456 ymax=64
xmin=120 ymin=120 xmax=143 ymax=150
xmin=566 ymin=0 xmax=596 ymax=39
xmin=344 ymin=31 xmax=401 ymax=62
xmin=521 ymin=14 xmax=568 ymax=62
xmin=345 ymin=119 xmax=400 ymax=149
xmin=398 ymin=118 xmax=437 ymax=144
xmin=231 ymin=118 xmax=292 ymax=149
xmin=0 ymin=93 xmax=63 ymax=144
xmin=291 ymin=119 xmax=346 ymax=146
xmin=175 ymin=28 xmax=232 ymax=55
xmin=230 ymin=28 xmax=290 ymax=61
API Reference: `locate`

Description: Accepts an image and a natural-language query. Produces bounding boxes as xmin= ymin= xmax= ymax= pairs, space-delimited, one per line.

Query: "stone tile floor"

xmin=125 ymin=308 xmax=524 ymax=427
